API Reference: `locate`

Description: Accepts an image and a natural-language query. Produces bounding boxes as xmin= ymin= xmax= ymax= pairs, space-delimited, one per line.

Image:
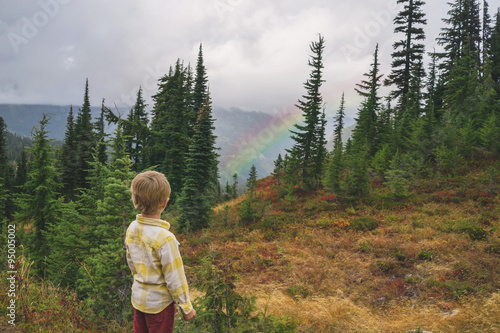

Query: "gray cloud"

xmin=0 ymin=0 xmax=492 ymax=120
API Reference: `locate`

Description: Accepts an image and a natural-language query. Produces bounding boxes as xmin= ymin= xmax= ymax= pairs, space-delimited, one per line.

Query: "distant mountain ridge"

xmin=1 ymin=104 xmax=353 ymax=182
xmin=0 ymin=104 xmax=294 ymax=182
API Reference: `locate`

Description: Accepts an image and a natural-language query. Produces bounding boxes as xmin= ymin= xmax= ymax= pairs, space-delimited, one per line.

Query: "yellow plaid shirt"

xmin=125 ymin=215 xmax=193 ymax=314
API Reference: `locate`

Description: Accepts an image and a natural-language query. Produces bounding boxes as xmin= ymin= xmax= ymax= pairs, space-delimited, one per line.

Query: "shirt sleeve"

xmin=158 ymin=235 xmax=193 ymax=315
xmin=125 ymin=229 xmax=137 ymax=276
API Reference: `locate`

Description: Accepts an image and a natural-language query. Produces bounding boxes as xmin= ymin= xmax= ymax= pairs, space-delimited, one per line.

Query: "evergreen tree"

xmin=351 ymin=44 xmax=383 ymax=156
xmin=424 ymin=51 xmax=445 ymax=123
xmin=15 ymin=114 xmax=60 ymax=273
xmin=286 ymin=34 xmax=327 ymax=189
xmin=385 ymin=0 xmax=427 ymax=111
xmin=59 ymin=106 xmax=78 ymax=200
xmin=15 ymin=149 xmax=28 ymax=191
xmin=77 ymin=124 xmax=136 ymax=324
xmin=149 ymin=60 xmax=191 ymax=201
xmin=444 ymin=36 xmax=481 ymax=120
xmin=325 ymin=94 xmax=346 ymax=192
xmin=0 ymin=116 xmax=12 ymax=222
xmin=124 ymin=87 xmax=149 ymax=171
xmin=272 ymin=154 xmax=284 ymax=190
xmin=177 ymin=96 xmax=219 ymax=232
xmin=191 ymin=44 xmax=209 ymax=137
xmin=344 ymin=144 xmax=370 ymax=198
xmin=95 ymin=100 xmax=108 ymax=165
xmin=489 ymin=8 xmax=500 ymax=95
xmin=246 ymin=164 xmax=258 ymax=191
xmin=46 ymin=201 xmax=91 ymax=289
xmin=480 ymin=111 xmax=500 ymax=155
xmin=333 ymin=93 xmax=346 ymax=150
xmin=231 ymin=173 xmax=239 ymax=198
xmin=74 ymin=79 xmax=95 ymax=192
xmin=438 ymin=0 xmax=482 ymax=78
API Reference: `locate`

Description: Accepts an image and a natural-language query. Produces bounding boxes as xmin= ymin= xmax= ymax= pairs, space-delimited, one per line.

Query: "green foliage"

xmin=76 ymin=237 xmax=133 ymax=325
xmin=192 ymin=253 xmax=259 ymax=332
xmin=59 ymin=106 xmax=78 ymax=200
xmin=177 ymin=95 xmax=218 ymax=233
xmin=371 ymin=144 xmax=392 ymax=177
xmin=480 ymin=111 xmax=500 ymax=155
xmin=149 ymin=60 xmax=192 ymax=202
xmin=74 ymin=79 xmax=96 ymax=191
xmin=352 ymin=44 xmax=383 ymax=156
xmin=46 ymin=201 xmax=92 ymax=289
xmin=286 ymin=285 xmax=310 ymax=299
xmin=418 ymin=250 xmax=434 ymax=261
xmin=349 ymin=217 xmax=379 ymax=231
xmin=246 ymin=164 xmax=258 ymax=191
xmin=123 ymin=87 xmax=149 ymax=171
xmin=434 ymin=143 xmax=463 ymax=173
xmin=344 ymin=146 xmax=371 ymax=198
xmin=286 ymin=34 xmax=327 ymax=190
xmin=15 ymin=114 xmax=60 ymax=273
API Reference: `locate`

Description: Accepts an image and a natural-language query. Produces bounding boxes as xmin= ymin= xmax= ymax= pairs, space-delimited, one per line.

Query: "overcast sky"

xmin=0 ymin=0 xmax=495 ymax=119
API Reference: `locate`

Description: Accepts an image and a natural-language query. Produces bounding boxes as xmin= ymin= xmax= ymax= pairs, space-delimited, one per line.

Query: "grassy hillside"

xmin=1 ymin=160 xmax=499 ymax=332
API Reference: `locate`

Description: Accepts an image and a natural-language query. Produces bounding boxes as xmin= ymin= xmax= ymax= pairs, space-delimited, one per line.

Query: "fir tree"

xmin=272 ymin=154 xmax=284 ymax=190
xmin=46 ymin=201 xmax=91 ymax=289
xmin=124 ymin=87 xmax=149 ymax=171
xmin=480 ymin=111 xmax=500 ymax=155
xmin=15 ymin=114 xmax=60 ymax=273
xmin=231 ymin=173 xmax=239 ymax=198
xmin=177 ymin=95 xmax=219 ymax=232
xmin=60 ymin=106 xmax=78 ymax=200
xmin=333 ymin=93 xmax=346 ymax=151
xmin=15 ymin=149 xmax=28 ymax=191
xmin=489 ymin=8 xmax=500 ymax=95
xmin=385 ymin=0 xmax=427 ymax=111
xmin=191 ymin=44 xmax=209 ymax=137
xmin=149 ymin=61 xmax=191 ymax=201
xmin=95 ymin=99 xmax=108 ymax=165
xmin=325 ymin=94 xmax=346 ymax=192
xmin=0 ymin=116 xmax=12 ymax=222
xmin=287 ymin=34 xmax=327 ymax=189
xmin=74 ymin=79 xmax=95 ymax=191
xmin=77 ymin=124 xmax=136 ymax=324
xmin=351 ymin=44 xmax=383 ymax=156
xmin=246 ymin=164 xmax=258 ymax=191
xmin=438 ymin=0 xmax=482 ymax=78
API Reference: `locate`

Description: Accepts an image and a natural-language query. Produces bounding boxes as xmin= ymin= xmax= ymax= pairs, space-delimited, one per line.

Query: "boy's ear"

xmin=163 ymin=198 xmax=169 ymax=207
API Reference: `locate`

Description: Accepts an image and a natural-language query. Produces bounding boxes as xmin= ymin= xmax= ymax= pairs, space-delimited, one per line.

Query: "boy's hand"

xmin=183 ymin=309 xmax=196 ymax=321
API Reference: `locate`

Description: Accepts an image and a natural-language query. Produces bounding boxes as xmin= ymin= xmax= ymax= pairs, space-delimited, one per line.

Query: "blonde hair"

xmin=130 ymin=171 xmax=171 ymax=215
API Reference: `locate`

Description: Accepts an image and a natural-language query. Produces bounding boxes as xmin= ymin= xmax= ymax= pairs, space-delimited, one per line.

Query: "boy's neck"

xmin=140 ymin=212 xmax=162 ymax=220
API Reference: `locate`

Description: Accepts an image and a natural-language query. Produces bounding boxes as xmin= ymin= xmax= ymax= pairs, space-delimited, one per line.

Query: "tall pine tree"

xmin=74 ymin=79 xmax=95 ymax=191
xmin=15 ymin=114 xmax=60 ymax=273
xmin=149 ymin=61 xmax=191 ymax=201
xmin=385 ymin=0 xmax=427 ymax=113
xmin=177 ymin=95 xmax=219 ymax=232
xmin=351 ymin=44 xmax=383 ymax=155
xmin=60 ymin=106 xmax=78 ymax=200
xmin=286 ymin=34 xmax=327 ymax=190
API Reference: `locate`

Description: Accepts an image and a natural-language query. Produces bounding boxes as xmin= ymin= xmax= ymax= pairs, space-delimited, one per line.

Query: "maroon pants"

xmin=133 ymin=302 xmax=176 ymax=333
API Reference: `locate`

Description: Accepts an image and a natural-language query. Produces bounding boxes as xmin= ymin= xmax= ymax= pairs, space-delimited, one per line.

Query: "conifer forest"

xmin=1 ymin=0 xmax=500 ymax=332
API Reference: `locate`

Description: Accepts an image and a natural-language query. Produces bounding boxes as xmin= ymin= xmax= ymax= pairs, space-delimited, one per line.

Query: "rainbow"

xmin=218 ymin=104 xmax=304 ymax=182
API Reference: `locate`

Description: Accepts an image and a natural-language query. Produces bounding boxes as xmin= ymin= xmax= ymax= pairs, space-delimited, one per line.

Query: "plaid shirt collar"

xmin=136 ymin=215 xmax=171 ymax=231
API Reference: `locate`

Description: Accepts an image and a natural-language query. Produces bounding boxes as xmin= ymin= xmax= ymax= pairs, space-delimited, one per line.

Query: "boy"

xmin=126 ymin=171 xmax=196 ymax=333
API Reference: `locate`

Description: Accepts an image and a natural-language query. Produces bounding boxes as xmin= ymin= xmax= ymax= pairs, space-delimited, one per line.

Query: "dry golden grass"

xmin=182 ymin=162 xmax=500 ymax=332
